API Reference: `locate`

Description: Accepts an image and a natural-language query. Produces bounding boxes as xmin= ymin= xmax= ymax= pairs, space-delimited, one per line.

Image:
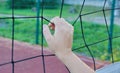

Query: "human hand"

xmin=43 ymin=17 xmax=95 ymax=73
xmin=43 ymin=17 xmax=74 ymax=56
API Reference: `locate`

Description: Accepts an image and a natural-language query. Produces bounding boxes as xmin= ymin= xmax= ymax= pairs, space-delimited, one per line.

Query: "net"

xmin=0 ymin=0 xmax=120 ymax=73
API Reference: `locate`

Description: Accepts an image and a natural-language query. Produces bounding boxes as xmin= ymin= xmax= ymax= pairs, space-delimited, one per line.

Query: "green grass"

xmin=0 ymin=3 xmax=119 ymax=61
xmin=73 ymin=21 xmax=120 ymax=61
xmin=0 ymin=19 xmax=120 ymax=61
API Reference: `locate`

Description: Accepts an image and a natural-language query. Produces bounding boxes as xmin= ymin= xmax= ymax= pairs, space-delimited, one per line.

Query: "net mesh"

xmin=0 ymin=0 xmax=120 ymax=73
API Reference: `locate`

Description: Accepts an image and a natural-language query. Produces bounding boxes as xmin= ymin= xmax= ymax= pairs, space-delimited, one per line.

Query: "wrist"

xmin=55 ymin=51 xmax=73 ymax=60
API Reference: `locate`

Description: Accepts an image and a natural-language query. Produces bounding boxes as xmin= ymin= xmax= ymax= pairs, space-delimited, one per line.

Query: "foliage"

xmin=7 ymin=0 xmax=36 ymax=9
xmin=0 ymin=1 xmax=7 ymax=8
xmin=41 ymin=0 xmax=60 ymax=9
xmin=0 ymin=5 xmax=104 ymax=17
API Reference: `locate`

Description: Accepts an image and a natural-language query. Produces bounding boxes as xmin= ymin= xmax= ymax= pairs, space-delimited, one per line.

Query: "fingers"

xmin=50 ymin=16 xmax=63 ymax=27
xmin=43 ymin=25 xmax=53 ymax=44
xmin=48 ymin=16 xmax=74 ymax=35
xmin=50 ymin=16 xmax=72 ymax=28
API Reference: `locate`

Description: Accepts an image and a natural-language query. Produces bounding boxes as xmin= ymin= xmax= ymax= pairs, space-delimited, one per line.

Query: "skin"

xmin=43 ymin=17 xmax=95 ymax=73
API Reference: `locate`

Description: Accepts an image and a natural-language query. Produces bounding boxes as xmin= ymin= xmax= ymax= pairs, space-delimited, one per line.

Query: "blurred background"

xmin=0 ymin=0 xmax=120 ymax=62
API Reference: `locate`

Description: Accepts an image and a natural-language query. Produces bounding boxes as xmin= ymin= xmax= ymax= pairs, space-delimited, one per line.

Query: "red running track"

xmin=0 ymin=37 xmax=110 ymax=73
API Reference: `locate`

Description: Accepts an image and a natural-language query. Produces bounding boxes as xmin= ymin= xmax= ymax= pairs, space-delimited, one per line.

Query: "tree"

xmin=8 ymin=0 xmax=36 ymax=9
xmin=41 ymin=0 xmax=60 ymax=9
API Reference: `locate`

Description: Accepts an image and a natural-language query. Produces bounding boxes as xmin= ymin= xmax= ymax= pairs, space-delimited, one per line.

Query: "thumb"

xmin=43 ymin=25 xmax=53 ymax=44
